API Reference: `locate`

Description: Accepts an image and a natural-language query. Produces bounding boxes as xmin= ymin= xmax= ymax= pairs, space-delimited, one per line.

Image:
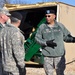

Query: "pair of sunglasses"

xmin=45 ymin=15 xmax=51 ymax=17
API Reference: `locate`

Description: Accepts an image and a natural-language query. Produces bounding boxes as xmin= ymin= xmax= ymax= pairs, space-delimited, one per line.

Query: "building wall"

xmin=58 ymin=3 xmax=75 ymax=71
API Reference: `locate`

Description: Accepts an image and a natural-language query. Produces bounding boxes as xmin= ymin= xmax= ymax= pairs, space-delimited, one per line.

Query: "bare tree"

xmin=0 ymin=0 xmax=9 ymax=7
xmin=42 ymin=0 xmax=46 ymax=2
xmin=0 ymin=0 xmax=60 ymax=7
xmin=47 ymin=0 xmax=59 ymax=2
xmin=42 ymin=0 xmax=59 ymax=3
xmin=0 ymin=0 xmax=29 ymax=7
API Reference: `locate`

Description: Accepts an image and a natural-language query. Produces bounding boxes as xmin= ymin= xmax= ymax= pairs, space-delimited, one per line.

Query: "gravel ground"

xmin=26 ymin=67 xmax=75 ymax=75
xmin=26 ymin=67 xmax=45 ymax=75
xmin=26 ymin=61 xmax=75 ymax=75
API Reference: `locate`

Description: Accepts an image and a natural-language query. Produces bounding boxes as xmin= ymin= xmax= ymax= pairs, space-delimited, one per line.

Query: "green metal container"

xmin=24 ymin=17 xmax=46 ymax=64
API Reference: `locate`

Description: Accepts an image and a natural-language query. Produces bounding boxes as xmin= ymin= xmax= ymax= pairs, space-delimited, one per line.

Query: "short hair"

xmin=10 ymin=17 xmax=19 ymax=23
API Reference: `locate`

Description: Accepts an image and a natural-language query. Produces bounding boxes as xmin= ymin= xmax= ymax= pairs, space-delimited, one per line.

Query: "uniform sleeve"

xmin=11 ymin=31 xmax=25 ymax=68
xmin=62 ymin=25 xmax=73 ymax=42
xmin=35 ymin=24 xmax=47 ymax=46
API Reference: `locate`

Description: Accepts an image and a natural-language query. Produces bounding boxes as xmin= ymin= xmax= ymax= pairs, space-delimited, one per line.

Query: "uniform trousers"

xmin=43 ymin=56 xmax=65 ymax=75
xmin=3 ymin=70 xmax=20 ymax=75
xmin=0 ymin=57 xmax=2 ymax=75
xmin=2 ymin=67 xmax=26 ymax=75
xmin=2 ymin=67 xmax=20 ymax=75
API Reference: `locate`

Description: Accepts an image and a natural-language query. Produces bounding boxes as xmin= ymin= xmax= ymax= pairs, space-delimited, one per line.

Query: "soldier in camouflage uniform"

xmin=35 ymin=10 xmax=75 ymax=75
xmin=0 ymin=11 xmax=25 ymax=75
xmin=0 ymin=7 xmax=11 ymax=75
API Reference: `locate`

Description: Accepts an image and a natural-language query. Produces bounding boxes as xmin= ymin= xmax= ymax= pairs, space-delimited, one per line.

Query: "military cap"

xmin=45 ymin=9 xmax=55 ymax=14
xmin=11 ymin=12 xmax=22 ymax=21
xmin=0 ymin=7 xmax=11 ymax=16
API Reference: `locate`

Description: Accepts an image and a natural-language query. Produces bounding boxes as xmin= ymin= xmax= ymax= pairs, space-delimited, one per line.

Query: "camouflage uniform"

xmin=0 ymin=24 xmax=4 ymax=75
xmin=44 ymin=56 xmax=65 ymax=75
xmin=0 ymin=57 xmax=2 ymax=75
xmin=0 ymin=24 xmax=25 ymax=75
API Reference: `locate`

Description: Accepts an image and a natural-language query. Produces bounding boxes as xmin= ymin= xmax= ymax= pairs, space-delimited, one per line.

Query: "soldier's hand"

xmin=21 ymin=67 xmax=26 ymax=75
xmin=18 ymin=66 xmax=26 ymax=75
xmin=46 ymin=39 xmax=57 ymax=48
xmin=73 ymin=37 xmax=75 ymax=42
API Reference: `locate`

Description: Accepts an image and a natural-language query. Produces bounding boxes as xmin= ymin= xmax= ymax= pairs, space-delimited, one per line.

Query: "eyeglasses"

xmin=45 ymin=15 xmax=51 ymax=17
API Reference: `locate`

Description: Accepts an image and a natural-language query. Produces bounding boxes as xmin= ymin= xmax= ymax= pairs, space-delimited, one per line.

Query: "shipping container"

xmin=5 ymin=2 xmax=75 ymax=69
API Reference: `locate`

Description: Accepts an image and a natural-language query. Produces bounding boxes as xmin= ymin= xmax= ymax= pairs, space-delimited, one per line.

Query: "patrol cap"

xmin=45 ymin=9 xmax=55 ymax=15
xmin=0 ymin=7 xmax=11 ymax=16
xmin=11 ymin=12 xmax=22 ymax=20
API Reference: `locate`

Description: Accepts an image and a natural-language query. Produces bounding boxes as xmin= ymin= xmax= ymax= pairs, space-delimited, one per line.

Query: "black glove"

xmin=46 ymin=39 xmax=57 ymax=49
xmin=68 ymin=34 xmax=75 ymax=42
xmin=18 ymin=66 xmax=26 ymax=75
xmin=73 ymin=37 xmax=75 ymax=42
